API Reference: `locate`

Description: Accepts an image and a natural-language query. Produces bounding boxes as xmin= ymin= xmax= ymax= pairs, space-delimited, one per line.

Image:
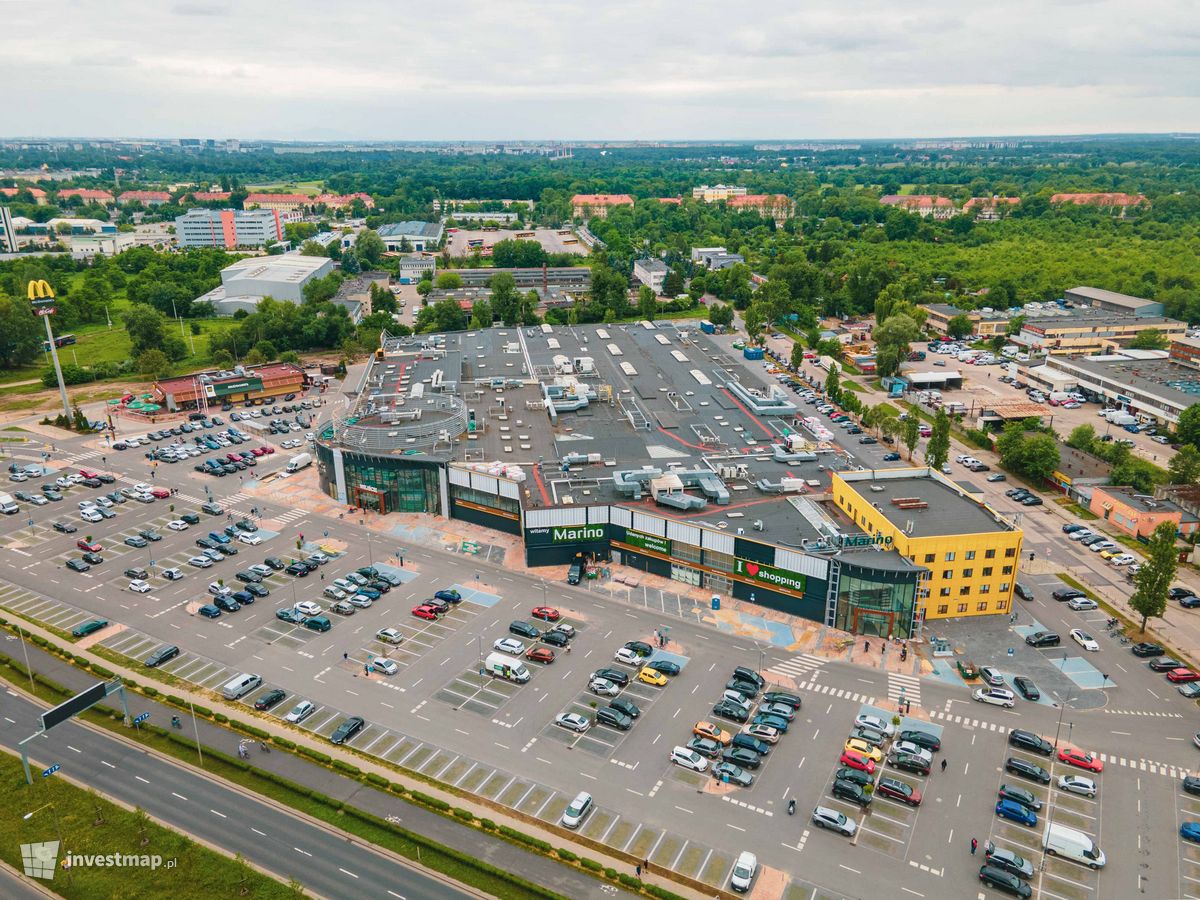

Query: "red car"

xmin=226 ymin=453 xmax=241 ymax=463
xmin=151 ymin=487 xmax=171 ymax=499
xmin=1057 ymin=747 xmax=1103 ymax=772
xmin=262 ymin=445 xmax=275 ymax=454
xmin=875 ymin=777 xmax=922 ymax=806
xmin=525 ymin=646 xmax=555 ymax=664
xmin=411 ymin=604 xmax=440 ymax=621
xmin=250 ymin=447 xmax=265 ymax=457
xmin=77 ymin=539 xmax=102 ymax=552
xmin=839 ymin=750 xmax=875 ymax=774
xmin=531 ymin=606 xmax=561 ymax=622
xmin=1168 ymin=668 xmax=1200 ymax=683
xmin=79 ymin=469 xmax=100 ymax=479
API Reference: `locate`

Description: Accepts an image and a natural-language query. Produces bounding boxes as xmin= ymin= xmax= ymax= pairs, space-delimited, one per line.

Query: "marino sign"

xmin=551 ymin=525 xmax=604 ymax=543
xmin=623 ymin=529 xmax=671 ymax=555
xmin=734 ymin=559 xmax=806 ymax=593
xmin=837 ymin=533 xmax=893 ymax=549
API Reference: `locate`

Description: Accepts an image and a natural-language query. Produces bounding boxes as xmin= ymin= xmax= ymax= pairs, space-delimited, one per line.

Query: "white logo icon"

xmin=20 ymin=841 xmax=60 ymax=880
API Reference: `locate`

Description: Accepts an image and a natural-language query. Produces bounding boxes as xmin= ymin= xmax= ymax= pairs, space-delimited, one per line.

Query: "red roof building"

xmin=1050 ymin=192 xmax=1148 ymax=209
xmin=152 ymin=362 xmax=306 ymax=410
xmin=963 ymin=195 xmax=1021 ymax=220
xmin=191 ymin=191 xmax=232 ymax=202
xmin=653 ymin=197 xmax=683 ymax=205
xmin=313 ymin=192 xmax=375 ymax=210
xmin=243 ymin=193 xmax=312 ymax=212
xmin=117 ymin=190 xmax=172 ymax=205
xmin=0 ymin=187 xmax=47 ymax=204
xmin=571 ymin=193 xmax=634 ymax=219
xmin=57 ymin=188 xmax=115 ymax=204
xmin=880 ymin=194 xmax=957 ymax=219
xmin=729 ymin=193 xmax=794 ymax=219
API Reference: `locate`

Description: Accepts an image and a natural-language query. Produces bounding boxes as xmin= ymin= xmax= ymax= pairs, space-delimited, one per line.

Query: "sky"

xmin=5 ymin=0 xmax=1199 ymax=141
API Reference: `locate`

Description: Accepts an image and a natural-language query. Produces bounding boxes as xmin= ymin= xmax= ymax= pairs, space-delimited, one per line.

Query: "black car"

xmin=264 ymin=556 xmax=285 ymax=570
xmin=1004 ymin=758 xmax=1051 ymax=785
xmin=236 ymin=519 xmax=257 ymax=533
xmin=216 ymin=544 xmax=238 ymax=556
xmin=235 ymin=570 xmax=262 ymax=583
xmin=897 ymin=729 xmax=940 ymax=752
xmin=1131 ymin=642 xmax=1165 ymax=658
xmin=1150 ymin=657 xmax=1184 ymax=672
xmin=540 ymin=630 xmax=570 ymax=647
xmin=232 ymin=590 xmax=255 ymax=606
xmin=299 ymin=559 xmax=319 ymax=572
xmin=712 ymin=700 xmax=750 ymax=723
xmin=762 ymin=691 xmax=802 ymax=709
xmin=890 ymin=753 xmax=930 ymax=776
xmin=139 ymin=529 xmax=162 ymax=542
xmin=978 ymin=865 xmax=1032 ymax=898
xmin=1008 ymin=729 xmax=1052 ymax=756
xmin=369 ymin=580 xmax=391 ymax=594
xmin=831 ymin=778 xmax=871 ymax=806
xmin=1169 ymin=587 xmax=1196 ymax=602
xmin=123 ymin=567 xmax=149 ymax=579
xmin=96 ymin=473 xmax=115 ymax=484
xmin=1184 ymin=775 xmax=1200 ymax=797
xmin=286 ymin=562 xmax=309 ymax=576
xmin=609 ymin=697 xmax=640 ymax=719
xmin=244 ymin=583 xmax=269 ymax=598
xmin=144 ymin=644 xmax=180 ymax=667
xmin=592 ymin=667 xmax=629 ymax=687
xmin=731 ymin=666 xmax=764 ymax=689
xmin=834 ymin=767 xmax=873 ymax=787
xmin=648 ymin=659 xmax=680 ymax=676
xmin=624 ymin=640 xmax=653 ymax=657
xmin=1013 ymin=582 xmax=1032 ymax=601
xmin=330 ymin=716 xmax=365 ymax=745
xmin=201 ymin=502 xmax=223 ymax=515
xmin=254 ymin=688 xmax=287 ymax=711
xmin=509 ymin=621 xmax=541 ymax=640
xmin=721 ymin=747 xmax=761 ymax=770
xmin=196 ymin=537 xmax=218 ymax=550
xmin=595 ymin=707 xmax=632 ymax=731
xmin=1025 ymin=631 xmax=1060 ymax=648
xmin=725 ymin=678 xmax=760 ymax=699
xmin=66 ymin=558 xmax=91 ymax=572
xmin=1051 ymin=588 xmax=1085 ymax=602
xmin=1013 ymin=677 xmax=1040 ymax=701
xmin=997 ymin=783 xmax=1042 ymax=811
xmin=53 ymin=521 xmax=77 ymax=533
xmin=213 ymin=595 xmax=241 ymax=612
xmin=181 ymin=513 xmax=201 ymax=524
xmin=81 ymin=552 xmax=103 ymax=565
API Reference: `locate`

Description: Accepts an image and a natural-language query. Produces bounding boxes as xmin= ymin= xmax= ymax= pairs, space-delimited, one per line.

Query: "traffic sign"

xmin=41 ymin=764 xmax=60 ymax=778
xmin=133 ymin=712 xmax=150 ymax=725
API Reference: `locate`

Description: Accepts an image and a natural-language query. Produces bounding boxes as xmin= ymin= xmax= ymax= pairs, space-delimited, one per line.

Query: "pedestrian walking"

xmin=971 ymin=837 xmax=978 ymax=855
xmin=941 ymin=758 xmax=948 ymax=773
xmin=343 ymin=652 xmax=348 ymax=660
xmin=643 ymin=858 xmax=649 ymax=873
xmin=636 ymin=865 xmax=642 ymax=878
xmin=864 ymin=640 xmax=870 ymax=653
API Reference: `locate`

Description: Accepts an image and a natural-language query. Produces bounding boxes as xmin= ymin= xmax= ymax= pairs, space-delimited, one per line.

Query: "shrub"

xmin=452 ymin=808 xmax=474 ymax=822
xmin=479 ymin=818 xmax=497 ymax=831
xmin=193 ymin=705 xmax=212 ymax=718
xmin=617 ymin=873 xmax=643 ymax=888
xmin=166 ymin=695 xmax=184 ymax=707
xmin=580 ymin=858 xmax=603 ymax=872
xmin=557 ymin=848 xmax=577 ymax=863
xmin=410 ymin=791 xmax=451 ymax=812
xmin=332 ymin=759 xmax=361 ymax=776
xmin=604 ymin=867 xmax=618 ymax=880
xmin=90 ymin=664 xmax=114 ymax=678
xmin=273 ymin=737 xmax=296 ymax=750
xmin=646 ymin=886 xmax=687 ymax=900
xmin=365 ymin=772 xmax=389 ymax=788
xmin=297 ymin=746 xmax=332 ymax=765
xmin=214 ymin=713 xmax=228 ymax=724
xmin=143 ymin=686 xmax=158 ymax=697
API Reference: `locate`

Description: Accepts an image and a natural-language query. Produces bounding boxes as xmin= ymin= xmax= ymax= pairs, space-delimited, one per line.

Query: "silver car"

xmin=284 ymin=700 xmax=315 ymax=723
xmin=812 ymin=805 xmax=857 ymax=836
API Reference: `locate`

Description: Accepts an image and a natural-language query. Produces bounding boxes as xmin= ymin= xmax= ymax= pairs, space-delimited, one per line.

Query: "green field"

xmin=244 ymin=180 xmax=325 ymax=196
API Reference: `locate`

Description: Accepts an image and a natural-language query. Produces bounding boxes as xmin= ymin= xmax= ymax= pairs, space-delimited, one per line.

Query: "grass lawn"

xmin=841 ymin=380 xmax=867 ymax=393
xmin=0 ymin=750 xmax=298 ymax=899
xmin=245 ymin=181 xmax=324 ymax=196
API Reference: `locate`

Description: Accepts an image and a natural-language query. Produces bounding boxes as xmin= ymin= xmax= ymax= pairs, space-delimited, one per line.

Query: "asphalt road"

xmin=0 ymin=687 xmax=471 ymax=900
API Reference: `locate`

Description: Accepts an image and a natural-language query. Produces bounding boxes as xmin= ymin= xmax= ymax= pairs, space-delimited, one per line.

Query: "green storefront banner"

xmin=210 ymin=377 xmax=264 ymax=398
xmin=550 ymin=525 xmax=604 ymax=543
xmin=734 ymin=558 xmax=806 ymax=593
xmin=623 ymin=529 xmax=671 ymax=555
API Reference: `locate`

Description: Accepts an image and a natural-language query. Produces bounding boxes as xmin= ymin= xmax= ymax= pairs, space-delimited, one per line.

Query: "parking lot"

xmin=443 ymin=227 xmax=589 ymax=258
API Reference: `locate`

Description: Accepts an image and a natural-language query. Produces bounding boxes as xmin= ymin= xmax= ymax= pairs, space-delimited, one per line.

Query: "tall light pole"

xmin=1040 ymin=695 xmax=1074 ymax=873
xmin=27 ymin=280 xmax=71 ymax=419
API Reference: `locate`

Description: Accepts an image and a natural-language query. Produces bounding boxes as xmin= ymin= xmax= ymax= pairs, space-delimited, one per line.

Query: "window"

xmin=945 ymin=551 xmax=955 ymax=562
xmin=924 ymin=554 xmax=935 ymax=564
xmin=957 ymin=603 xmax=968 ymax=613
xmin=673 ymin=541 xmax=701 ymax=565
xmin=939 ymin=587 xmax=951 ymax=597
xmin=1000 ymin=583 xmax=1010 ymax=592
xmin=1002 ymin=565 xmax=1013 ymax=575
xmin=1004 ymin=548 xmax=1016 ymax=558
xmin=962 ymin=568 xmax=973 ymax=578
xmin=982 ymin=567 xmax=993 ymax=577
xmin=704 ymin=549 xmax=734 ymax=573
xmin=976 ymin=601 xmax=988 ymax=612
xmin=965 ymin=550 xmax=976 ymax=560
xmin=942 ymin=570 xmax=953 ymax=579
xmin=979 ymin=584 xmax=990 ymax=594
xmin=960 ymin=585 xmax=971 ymax=596
xmin=937 ymin=605 xmax=948 ymax=615
xmin=997 ymin=600 xmax=1007 ymax=611
xmin=985 ymin=549 xmax=996 ymax=559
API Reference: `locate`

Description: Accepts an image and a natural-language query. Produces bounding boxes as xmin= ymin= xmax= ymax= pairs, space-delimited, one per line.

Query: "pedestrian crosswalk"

xmin=888 ymin=672 xmax=922 ymax=708
xmin=1102 ymin=708 xmax=1183 ymax=718
xmin=58 ymin=449 xmax=102 ymax=465
xmin=274 ymin=508 xmax=306 ymax=525
xmin=767 ymin=653 xmax=826 ymax=682
xmin=790 ymin=680 xmax=875 ymax=707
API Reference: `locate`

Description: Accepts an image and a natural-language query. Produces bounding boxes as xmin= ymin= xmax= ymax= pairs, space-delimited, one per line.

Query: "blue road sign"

xmin=41 ymin=764 xmax=60 ymax=778
xmin=133 ymin=712 xmax=150 ymax=725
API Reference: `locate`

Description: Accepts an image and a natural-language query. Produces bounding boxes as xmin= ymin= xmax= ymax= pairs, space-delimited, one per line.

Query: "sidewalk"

xmin=4 ymin=629 xmax=644 ymax=900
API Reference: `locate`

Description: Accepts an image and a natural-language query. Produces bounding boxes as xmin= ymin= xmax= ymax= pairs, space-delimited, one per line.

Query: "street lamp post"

xmin=1040 ymin=697 xmax=1074 ymax=873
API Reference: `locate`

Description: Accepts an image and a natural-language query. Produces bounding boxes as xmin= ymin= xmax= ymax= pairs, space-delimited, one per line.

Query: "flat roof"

xmin=1095 ymin=485 xmax=1198 ymax=521
xmin=155 ymin=361 xmax=304 ymax=394
xmin=837 ymin=469 xmax=1015 ymax=538
xmin=1053 ymin=356 xmax=1200 ymax=409
xmin=222 ymin=254 xmax=331 ymax=280
xmin=1065 ymin=286 xmax=1156 ymax=309
xmin=379 ymin=221 xmax=442 ymax=239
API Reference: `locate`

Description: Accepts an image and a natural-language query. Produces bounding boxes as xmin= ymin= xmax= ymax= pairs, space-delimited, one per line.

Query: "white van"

xmin=560 ymin=791 xmax=592 ymax=828
xmin=221 ymin=672 xmax=263 ymax=700
xmin=1043 ymin=822 xmax=1106 ymax=869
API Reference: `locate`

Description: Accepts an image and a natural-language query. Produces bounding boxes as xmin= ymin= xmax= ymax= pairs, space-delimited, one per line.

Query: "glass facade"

xmin=834 ymin=565 xmax=920 ymax=639
xmin=316 ymin=442 xmax=443 ymax=515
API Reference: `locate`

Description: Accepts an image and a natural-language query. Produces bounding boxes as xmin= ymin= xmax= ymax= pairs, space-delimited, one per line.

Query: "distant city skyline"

xmin=5 ymin=1 xmax=1196 ymax=141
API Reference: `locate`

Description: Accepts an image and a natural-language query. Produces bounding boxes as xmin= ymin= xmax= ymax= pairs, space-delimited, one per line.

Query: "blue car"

xmin=883 ymin=452 xmax=901 ymax=461
xmin=197 ymin=604 xmax=222 ymax=619
xmin=996 ymin=798 xmax=1037 ymax=827
xmin=1182 ymin=822 xmax=1200 ymax=843
xmin=1182 ymin=596 xmax=1200 ymax=610
xmin=434 ymin=589 xmax=462 ymax=603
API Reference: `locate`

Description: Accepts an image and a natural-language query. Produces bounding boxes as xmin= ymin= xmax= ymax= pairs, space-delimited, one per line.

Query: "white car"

xmin=294 ymin=601 xmax=322 ymax=617
xmin=1071 ymin=629 xmax=1099 ymax=652
xmin=8 ymin=471 xmax=27 ymax=482
xmin=1068 ymin=530 xmax=1093 ymax=541
xmin=670 ymin=745 xmax=708 ymax=772
xmin=730 ymin=850 xmax=758 ymax=893
xmin=284 ymin=700 xmax=315 ymax=723
xmin=94 ymin=496 xmax=113 ymax=508
xmin=249 ymin=564 xmax=272 ymax=577
xmin=208 ymin=582 xmax=232 ymax=597
xmin=349 ymin=594 xmax=373 ymax=609
xmin=973 ymin=687 xmax=1016 ymax=708
xmin=589 ymin=677 xmax=620 ymax=696
xmin=1068 ymin=596 xmax=1098 ymax=611
xmin=376 ymin=628 xmax=404 ymax=645
xmin=372 ymin=658 xmax=399 ymax=676
xmin=1088 ymin=541 xmax=1115 ymax=553
xmin=133 ymin=482 xmax=152 ymax=494
xmin=77 ymin=500 xmax=97 ymax=510
xmin=891 ymin=741 xmax=933 ymax=763
xmin=307 ymin=552 xmax=329 ymax=565
xmin=555 ymin=712 xmax=590 ymax=733
xmin=237 ymin=533 xmax=262 ymax=545
xmin=80 ymin=509 xmax=103 ymax=523
xmin=553 ymin=622 xmax=576 ymax=638
xmin=1110 ymin=554 xmax=1137 ymax=566
xmin=493 ymin=637 xmax=524 ymax=655
xmin=853 ymin=713 xmax=896 ymax=737
xmin=162 ymin=567 xmax=183 ymax=580
xmin=27 ymin=494 xmax=47 ymax=505
xmin=1057 ymin=774 xmax=1097 ymax=798
xmin=168 ymin=520 xmax=189 ymax=531
xmin=128 ymin=579 xmax=152 ymax=593
xmin=188 ymin=556 xmax=214 ymax=568
xmin=614 ymin=647 xmax=642 ymax=666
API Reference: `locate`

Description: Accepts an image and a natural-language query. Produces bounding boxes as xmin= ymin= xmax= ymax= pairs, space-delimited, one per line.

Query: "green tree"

xmin=354 ymin=230 xmax=385 ymax=268
xmin=902 ymin=416 xmax=920 ymax=460
xmin=790 ymin=342 xmax=805 ymax=369
xmin=1066 ymin=423 xmax=1097 ymax=450
xmin=414 ymin=297 xmax=468 ymax=333
xmin=135 ymin=348 xmax=171 ymax=378
xmin=1129 ymin=328 xmax=1167 ymax=350
xmin=368 ymin=282 xmax=396 ymax=314
xmin=662 ymin=269 xmax=685 ymax=298
xmin=743 ymin=302 xmax=768 ymax=345
xmin=637 ymin=285 xmax=658 ymax=321
xmin=123 ymin=305 xmax=169 ymax=355
xmin=340 ymin=251 xmax=361 ymax=275
xmin=253 ymin=340 xmax=278 ymax=360
xmin=211 ymin=348 xmax=235 ymax=368
xmin=946 ymin=314 xmax=974 ymax=340
xmin=1019 ymin=433 xmax=1061 ymax=481
xmin=1168 ymin=444 xmax=1200 ymax=485
xmin=0 ymin=293 xmax=43 ymax=367
xmin=491 ymin=239 xmax=545 ymax=268
xmin=470 ymin=298 xmax=493 ymax=330
xmin=824 ymin=363 xmax=841 ymax=405
xmin=416 ymin=280 xmax=433 ymax=298
xmin=1130 ymin=521 xmax=1178 ymax=633
xmin=1110 ymin=456 xmax=1165 ymax=493
xmin=436 ymin=273 xmax=463 ymax=290
xmin=873 ymin=313 xmax=920 ymax=378
xmin=299 ymin=240 xmax=328 ymax=257
xmin=927 ymin=410 xmax=951 ymax=471
xmin=708 ymin=303 xmax=734 ymax=327
xmin=489 ymin=272 xmax=518 ymax=324
xmin=1177 ymin=405 xmax=1200 ymax=448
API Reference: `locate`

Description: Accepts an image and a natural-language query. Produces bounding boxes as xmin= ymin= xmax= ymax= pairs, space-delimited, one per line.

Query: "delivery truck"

xmin=484 ymin=652 xmax=530 ymax=683
xmin=1043 ymin=822 xmax=1106 ymax=869
xmin=285 ymin=453 xmax=312 ymax=473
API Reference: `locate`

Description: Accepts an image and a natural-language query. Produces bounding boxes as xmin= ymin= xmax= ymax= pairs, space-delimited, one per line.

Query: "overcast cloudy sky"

xmin=5 ymin=0 xmax=1197 ymax=140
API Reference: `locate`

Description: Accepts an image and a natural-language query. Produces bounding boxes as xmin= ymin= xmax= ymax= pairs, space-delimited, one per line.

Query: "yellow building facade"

xmin=832 ymin=469 xmax=1024 ymax=622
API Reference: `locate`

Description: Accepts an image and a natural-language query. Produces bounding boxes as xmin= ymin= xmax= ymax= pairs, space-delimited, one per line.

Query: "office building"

xmin=175 ymin=208 xmax=296 ymax=249
xmin=377 ymin=221 xmax=443 ymax=252
xmin=692 ymin=184 xmax=747 ymax=202
xmin=194 ymin=254 xmax=335 ymax=315
xmin=1087 ymin=485 xmax=1198 ymax=539
xmin=633 ymin=258 xmax=668 ymax=293
xmin=570 ymin=194 xmax=633 ymax=219
xmin=243 ymin=193 xmax=311 ymax=213
xmin=117 ymin=190 xmax=171 ymax=206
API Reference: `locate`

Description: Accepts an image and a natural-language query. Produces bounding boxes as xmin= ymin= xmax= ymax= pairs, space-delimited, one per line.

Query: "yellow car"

xmin=638 ymin=667 xmax=668 ymax=687
xmin=693 ymin=720 xmax=732 ymax=745
xmin=844 ymin=738 xmax=883 ymax=763
xmin=1098 ymin=549 xmax=1119 ymax=560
